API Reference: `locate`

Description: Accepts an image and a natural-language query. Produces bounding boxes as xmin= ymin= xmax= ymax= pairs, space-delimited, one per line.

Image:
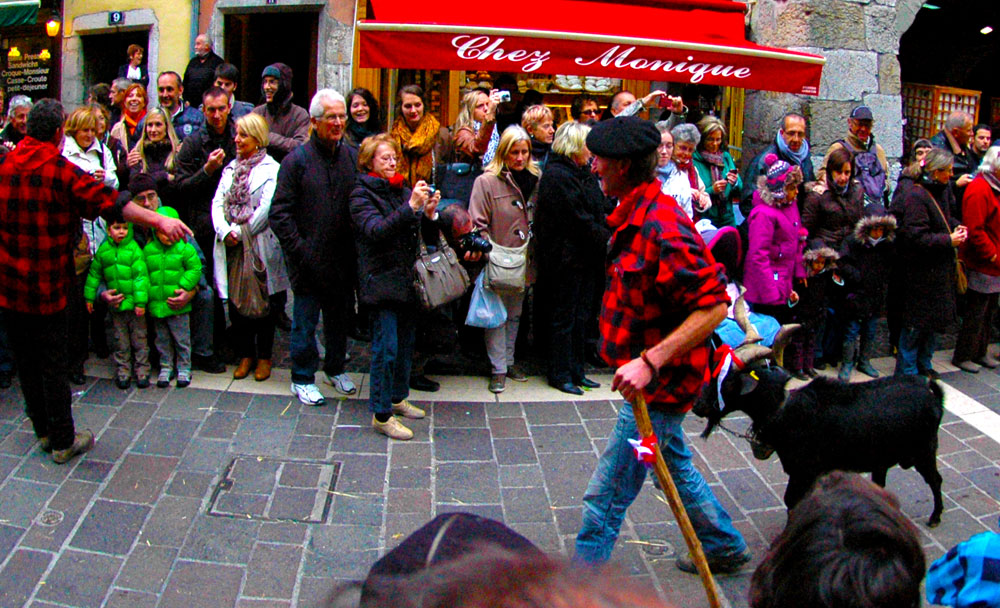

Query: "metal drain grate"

xmin=208 ymin=457 xmax=341 ymax=523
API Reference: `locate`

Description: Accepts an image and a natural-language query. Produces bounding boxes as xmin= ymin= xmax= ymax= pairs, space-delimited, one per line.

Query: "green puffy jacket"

xmin=83 ymin=225 xmax=148 ymax=311
xmin=143 ymin=207 xmax=203 ymax=318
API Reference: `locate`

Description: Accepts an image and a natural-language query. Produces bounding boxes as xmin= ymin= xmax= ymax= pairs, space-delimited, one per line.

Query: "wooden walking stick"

xmin=631 ymin=393 xmax=723 ymax=608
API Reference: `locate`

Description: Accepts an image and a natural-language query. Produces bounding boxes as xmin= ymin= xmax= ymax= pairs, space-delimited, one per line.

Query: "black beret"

xmin=128 ymin=172 xmax=157 ymax=196
xmin=586 ymin=115 xmax=661 ymax=159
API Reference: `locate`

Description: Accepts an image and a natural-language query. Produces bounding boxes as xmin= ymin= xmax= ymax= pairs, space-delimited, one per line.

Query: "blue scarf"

xmin=776 ymin=132 xmax=810 ymax=166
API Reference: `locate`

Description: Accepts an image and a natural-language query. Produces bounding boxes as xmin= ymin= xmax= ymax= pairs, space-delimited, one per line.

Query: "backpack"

xmin=836 ymin=139 xmax=886 ymax=206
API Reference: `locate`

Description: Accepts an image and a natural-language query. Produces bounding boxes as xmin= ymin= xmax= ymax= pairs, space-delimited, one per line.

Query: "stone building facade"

xmin=742 ymin=0 xmax=925 ymax=181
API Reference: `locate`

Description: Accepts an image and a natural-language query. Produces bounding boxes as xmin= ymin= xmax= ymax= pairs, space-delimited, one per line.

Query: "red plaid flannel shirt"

xmin=0 ymin=137 xmax=118 ymax=314
xmin=599 ymin=180 xmax=730 ymax=412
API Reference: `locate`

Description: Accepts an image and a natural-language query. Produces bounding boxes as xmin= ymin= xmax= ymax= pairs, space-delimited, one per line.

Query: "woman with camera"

xmin=453 ymin=89 xmax=503 ymax=166
xmin=350 ymin=133 xmax=439 ymax=440
xmin=534 ymin=122 xmax=609 ymax=395
xmin=693 ymin=116 xmax=742 ymax=227
xmin=389 ymin=84 xmax=451 ymax=187
xmin=469 ymin=126 xmax=538 ymax=393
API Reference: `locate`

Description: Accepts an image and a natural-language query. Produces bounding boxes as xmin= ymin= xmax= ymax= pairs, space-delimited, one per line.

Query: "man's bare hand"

xmin=204 ymin=148 xmax=226 ymax=174
xmin=101 ymin=289 xmax=125 ymax=308
xmin=156 ymin=216 xmax=193 ymax=244
xmin=612 ymin=357 xmax=654 ymax=404
xmin=166 ymin=288 xmax=196 ymax=310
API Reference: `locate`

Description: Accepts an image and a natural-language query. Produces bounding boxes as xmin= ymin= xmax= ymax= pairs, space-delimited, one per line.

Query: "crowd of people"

xmin=0 ymin=38 xmax=998 ymax=454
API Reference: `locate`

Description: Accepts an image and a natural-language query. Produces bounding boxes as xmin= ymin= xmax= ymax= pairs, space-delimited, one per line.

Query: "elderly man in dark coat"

xmin=269 ymin=89 xmax=358 ymax=407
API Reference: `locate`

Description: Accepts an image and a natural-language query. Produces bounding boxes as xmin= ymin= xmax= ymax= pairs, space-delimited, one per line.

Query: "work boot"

xmin=51 ymin=430 xmax=95 ymax=464
xmin=254 ymin=359 xmax=272 ymax=382
xmin=233 ymin=358 xmax=254 ymax=380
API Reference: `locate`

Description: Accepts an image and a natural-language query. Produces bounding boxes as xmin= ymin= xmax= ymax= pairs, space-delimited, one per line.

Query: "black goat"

xmin=693 ymin=345 xmax=945 ymax=526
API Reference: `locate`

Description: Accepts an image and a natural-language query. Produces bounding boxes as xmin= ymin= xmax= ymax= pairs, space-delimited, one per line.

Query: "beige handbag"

xmin=413 ymin=231 xmax=470 ymax=310
xmin=484 ymin=239 xmax=528 ymax=293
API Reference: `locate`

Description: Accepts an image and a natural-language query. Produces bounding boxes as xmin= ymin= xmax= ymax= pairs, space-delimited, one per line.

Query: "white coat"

xmin=63 ymin=134 xmax=119 ymax=254
xmin=210 ymin=154 xmax=290 ymax=300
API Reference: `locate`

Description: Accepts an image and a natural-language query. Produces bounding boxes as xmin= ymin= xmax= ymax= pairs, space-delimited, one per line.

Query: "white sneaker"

xmin=291 ymin=382 xmax=326 ymax=406
xmin=324 ymin=372 xmax=357 ymax=395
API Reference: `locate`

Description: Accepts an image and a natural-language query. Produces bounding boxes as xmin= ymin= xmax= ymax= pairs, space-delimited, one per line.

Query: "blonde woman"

xmin=469 ymin=126 xmax=539 ymax=393
xmin=521 ymin=104 xmax=554 ymax=167
xmin=211 ymin=113 xmax=289 ymax=381
xmin=126 ymin=107 xmax=179 ymax=178
xmin=452 ymin=88 xmax=502 ymax=166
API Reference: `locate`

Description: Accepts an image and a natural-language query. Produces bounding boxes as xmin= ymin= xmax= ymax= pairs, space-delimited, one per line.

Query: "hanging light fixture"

xmin=981 ymin=26 xmax=994 ymax=35
xmin=39 ymin=49 xmax=51 ymax=60
xmin=7 ymin=46 xmax=20 ymax=59
xmin=45 ymin=12 xmax=61 ymax=38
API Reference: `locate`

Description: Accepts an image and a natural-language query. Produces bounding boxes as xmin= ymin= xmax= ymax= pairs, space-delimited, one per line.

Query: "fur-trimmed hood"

xmin=852 ymin=214 xmax=897 ymax=242
xmin=802 ymin=244 xmax=839 ymax=276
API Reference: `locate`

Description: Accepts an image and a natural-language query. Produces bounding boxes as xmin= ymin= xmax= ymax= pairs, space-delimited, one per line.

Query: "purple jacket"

xmin=744 ymin=188 xmax=807 ymax=306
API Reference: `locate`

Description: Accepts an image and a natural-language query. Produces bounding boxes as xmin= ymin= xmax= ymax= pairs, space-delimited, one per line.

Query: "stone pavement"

xmin=0 ymin=350 xmax=999 ymax=608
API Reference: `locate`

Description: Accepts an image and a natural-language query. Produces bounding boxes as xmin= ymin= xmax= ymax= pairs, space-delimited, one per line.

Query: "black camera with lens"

xmin=456 ymin=229 xmax=492 ymax=254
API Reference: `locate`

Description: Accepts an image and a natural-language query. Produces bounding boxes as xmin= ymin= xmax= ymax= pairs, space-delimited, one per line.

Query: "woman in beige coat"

xmin=469 ymin=126 xmax=539 ymax=393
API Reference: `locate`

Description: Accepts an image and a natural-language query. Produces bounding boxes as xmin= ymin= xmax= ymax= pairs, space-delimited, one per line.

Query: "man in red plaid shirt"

xmin=0 ymin=98 xmax=190 ymax=464
xmin=574 ymin=116 xmax=750 ymax=572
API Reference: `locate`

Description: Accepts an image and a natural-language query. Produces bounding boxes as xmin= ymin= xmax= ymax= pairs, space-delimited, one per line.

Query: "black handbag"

xmin=432 ymin=151 xmax=482 ymax=209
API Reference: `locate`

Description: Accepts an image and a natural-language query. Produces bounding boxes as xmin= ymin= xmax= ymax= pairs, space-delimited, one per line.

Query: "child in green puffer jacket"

xmin=84 ymin=221 xmax=150 ymax=389
xmin=143 ymin=206 xmax=202 ymax=388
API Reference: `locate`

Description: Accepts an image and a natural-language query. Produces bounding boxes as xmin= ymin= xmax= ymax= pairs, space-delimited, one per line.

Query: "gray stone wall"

xmin=742 ymin=0 xmax=924 ymax=184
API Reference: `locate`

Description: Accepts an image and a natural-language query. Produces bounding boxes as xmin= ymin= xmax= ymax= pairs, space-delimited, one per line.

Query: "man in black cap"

xmin=816 ymin=105 xmax=889 ymax=203
xmin=574 ymin=116 xmax=749 ymax=572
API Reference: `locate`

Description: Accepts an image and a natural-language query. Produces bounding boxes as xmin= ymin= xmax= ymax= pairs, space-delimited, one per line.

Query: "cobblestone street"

xmin=0 ymin=351 xmax=999 ymax=607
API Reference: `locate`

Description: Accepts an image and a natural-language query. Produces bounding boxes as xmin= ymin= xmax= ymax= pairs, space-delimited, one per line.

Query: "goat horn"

xmin=734 ymin=289 xmax=763 ymax=345
xmin=771 ymin=323 xmax=801 ymax=368
xmin=733 ymin=344 xmax=773 ymax=366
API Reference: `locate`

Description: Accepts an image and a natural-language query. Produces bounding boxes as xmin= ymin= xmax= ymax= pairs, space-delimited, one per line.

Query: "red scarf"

xmin=675 ymin=160 xmax=700 ymax=189
xmin=369 ymin=171 xmax=406 ymax=189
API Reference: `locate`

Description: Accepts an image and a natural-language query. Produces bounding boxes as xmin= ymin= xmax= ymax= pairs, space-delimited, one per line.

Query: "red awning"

xmin=357 ymin=0 xmax=824 ymax=95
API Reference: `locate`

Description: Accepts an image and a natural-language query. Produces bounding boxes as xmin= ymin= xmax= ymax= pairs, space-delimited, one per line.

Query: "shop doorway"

xmin=899 ymin=0 xmax=1000 ymax=150
xmin=80 ymin=30 xmax=149 ymax=94
xmin=224 ymin=10 xmax=319 ymax=108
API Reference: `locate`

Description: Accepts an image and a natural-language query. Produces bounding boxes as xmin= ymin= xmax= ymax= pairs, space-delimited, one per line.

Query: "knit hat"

xmin=763 ymin=153 xmax=803 ymax=200
xmin=128 ymin=172 xmax=157 ymax=197
xmin=586 ymin=115 xmax=661 ymax=159
xmin=261 ymin=65 xmax=281 ymax=80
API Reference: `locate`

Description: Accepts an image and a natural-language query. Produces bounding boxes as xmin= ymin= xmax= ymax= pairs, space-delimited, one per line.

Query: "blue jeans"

xmin=290 ymin=291 xmax=348 ymax=385
xmin=190 ymin=284 xmax=213 ymax=358
xmin=895 ymin=326 xmax=937 ymax=376
xmin=369 ymin=308 xmax=415 ymax=416
xmin=575 ymin=404 xmax=747 ymax=564
xmin=843 ymin=316 xmax=878 ymax=359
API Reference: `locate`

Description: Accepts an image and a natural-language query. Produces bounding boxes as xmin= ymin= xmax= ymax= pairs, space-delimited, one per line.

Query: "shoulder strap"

xmin=915 ymin=182 xmax=951 ymax=229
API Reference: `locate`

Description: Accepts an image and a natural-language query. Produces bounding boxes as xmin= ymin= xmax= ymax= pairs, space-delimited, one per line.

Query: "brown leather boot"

xmin=254 ymin=359 xmax=272 ymax=382
xmin=234 ymin=358 xmax=254 ymax=380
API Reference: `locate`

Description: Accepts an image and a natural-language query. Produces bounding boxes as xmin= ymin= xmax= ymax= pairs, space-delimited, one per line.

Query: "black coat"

xmin=789 ymin=272 xmax=834 ymax=325
xmin=837 ymin=235 xmax=895 ymax=319
xmin=117 ymin=63 xmax=149 ymax=89
xmin=182 ymin=51 xmax=224 ymax=108
xmin=173 ymin=118 xmax=238 ymax=242
xmin=892 ymin=177 xmax=958 ymax=332
xmin=534 ymin=153 xmax=610 ymax=271
xmin=269 ymin=133 xmax=358 ymax=294
xmin=802 ymin=181 xmax=865 ymax=250
xmin=350 ymin=174 xmax=429 ymax=307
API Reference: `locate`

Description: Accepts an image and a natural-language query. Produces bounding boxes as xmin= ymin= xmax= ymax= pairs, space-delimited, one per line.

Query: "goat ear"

xmin=740 ymin=373 xmax=759 ymax=395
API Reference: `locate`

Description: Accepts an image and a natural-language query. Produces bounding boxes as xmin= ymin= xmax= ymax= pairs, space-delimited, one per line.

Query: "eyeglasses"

xmin=581 ymin=109 xmax=600 ymax=117
xmin=321 ymin=113 xmax=347 ymax=123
